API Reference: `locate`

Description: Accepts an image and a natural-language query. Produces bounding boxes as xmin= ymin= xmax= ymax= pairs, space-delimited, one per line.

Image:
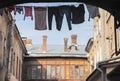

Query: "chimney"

xmin=71 ymin=34 xmax=77 ymax=45
xmin=22 ymin=37 xmax=32 ymax=45
xmin=64 ymin=38 xmax=68 ymax=52
xmin=26 ymin=39 xmax=32 ymax=44
xmin=42 ymin=35 xmax=47 ymax=53
xmin=22 ymin=37 xmax=27 ymax=45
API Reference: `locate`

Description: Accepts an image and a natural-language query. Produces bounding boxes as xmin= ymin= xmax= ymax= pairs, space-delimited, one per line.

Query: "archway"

xmin=0 ymin=0 xmax=120 ymax=22
xmin=0 ymin=1 xmax=120 ymax=81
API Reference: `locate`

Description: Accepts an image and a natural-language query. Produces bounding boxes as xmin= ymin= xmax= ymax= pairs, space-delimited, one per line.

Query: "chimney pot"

xmin=42 ymin=35 xmax=47 ymax=53
xmin=22 ymin=37 xmax=27 ymax=45
xmin=64 ymin=38 xmax=68 ymax=52
xmin=71 ymin=34 xmax=77 ymax=45
xmin=25 ymin=39 xmax=32 ymax=45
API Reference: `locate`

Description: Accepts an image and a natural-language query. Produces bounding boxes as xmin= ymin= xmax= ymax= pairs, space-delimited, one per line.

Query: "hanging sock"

xmin=24 ymin=6 xmax=33 ymax=20
xmin=34 ymin=7 xmax=47 ymax=30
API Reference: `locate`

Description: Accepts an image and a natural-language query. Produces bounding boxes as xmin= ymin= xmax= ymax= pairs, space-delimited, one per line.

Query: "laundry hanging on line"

xmin=48 ymin=6 xmax=59 ymax=30
xmin=7 ymin=6 xmax=15 ymax=13
xmin=34 ymin=7 xmax=47 ymax=30
xmin=71 ymin=4 xmax=85 ymax=24
xmin=7 ymin=4 xmax=100 ymax=31
xmin=8 ymin=5 xmax=85 ymax=31
xmin=86 ymin=4 xmax=100 ymax=21
xmin=24 ymin=6 xmax=33 ymax=20
xmin=48 ymin=6 xmax=72 ymax=31
xmin=48 ymin=4 xmax=85 ymax=31
xmin=16 ymin=6 xmax=23 ymax=14
xmin=0 ymin=8 xmax=4 ymax=16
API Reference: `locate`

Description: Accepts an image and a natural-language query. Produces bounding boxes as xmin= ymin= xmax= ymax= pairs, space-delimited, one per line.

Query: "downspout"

xmin=96 ymin=62 xmax=105 ymax=81
xmin=87 ymin=56 xmax=120 ymax=81
xmin=95 ymin=55 xmax=120 ymax=81
xmin=6 ymin=19 xmax=15 ymax=81
xmin=114 ymin=18 xmax=118 ymax=56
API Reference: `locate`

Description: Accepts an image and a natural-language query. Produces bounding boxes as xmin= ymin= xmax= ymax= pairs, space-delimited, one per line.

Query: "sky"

xmin=15 ymin=3 xmax=94 ymax=45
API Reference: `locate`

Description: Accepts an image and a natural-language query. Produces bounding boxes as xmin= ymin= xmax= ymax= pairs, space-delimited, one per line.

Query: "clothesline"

xmin=4 ymin=3 xmax=100 ymax=31
xmin=16 ymin=2 xmax=83 ymax=7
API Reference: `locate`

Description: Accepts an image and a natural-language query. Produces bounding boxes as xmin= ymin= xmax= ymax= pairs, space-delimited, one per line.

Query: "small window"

xmin=56 ymin=65 xmax=64 ymax=79
xmin=56 ymin=66 xmax=61 ymax=79
xmin=79 ymin=66 xmax=84 ymax=78
xmin=70 ymin=65 xmax=75 ymax=79
xmin=47 ymin=65 xmax=51 ymax=79
xmin=70 ymin=65 xmax=84 ymax=79
xmin=51 ymin=65 xmax=55 ymax=79
xmin=27 ymin=65 xmax=42 ymax=80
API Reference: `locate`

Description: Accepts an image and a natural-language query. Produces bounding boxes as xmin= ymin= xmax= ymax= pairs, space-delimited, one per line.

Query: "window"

xmin=70 ymin=65 xmax=75 ymax=79
xmin=75 ymin=66 xmax=79 ymax=79
xmin=79 ymin=66 xmax=84 ymax=79
xmin=19 ymin=60 xmax=21 ymax=81
xmin=13 ymin=53 xmax=15 ymax=75
xmin=61 ymin=66 xmax=64 ymax=79
xmin=27 ymin=65 xmax=42 ymax=80
xmin=51 ymin=66 xmax=55 ymax=79
xmin=10 ymin=48 xmax=13 ymax=73
xmin=56 ymin=65 xmax=64 ymax=79
xmin=42 ymin=67 xmax=46 ymax=79
xmin=47 ymin=65 xmax=65 ymax=79
xmin=56 ymin=66 xmax=61 ymax=79
xmin=16 ymin=56 xmax=18 ymax=79
xmin=25 ymin=65 xmax=65 ymax=80
xmin=47 ymin=65 xmax=51 ymax=79
xmin=70 ymin=65 xmax=84 ymax=79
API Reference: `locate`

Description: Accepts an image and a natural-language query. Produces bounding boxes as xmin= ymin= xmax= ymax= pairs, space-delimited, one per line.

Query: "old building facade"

xmin=0 ymin=8 xmax=27 ymax=81
xmin=0 ymin=8 xmax=10 ymax=81
xmin=86 ymin=6 xmax=120 ymax=81
xmin=85 ymin=38 xmax=94 ymax=73
xmin=22 ymin=35 xmax=89 ymax=81
xmin=23 ymin=55 xmax=89 ymax=81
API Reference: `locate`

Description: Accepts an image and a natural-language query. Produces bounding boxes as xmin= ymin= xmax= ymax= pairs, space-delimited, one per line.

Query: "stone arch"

xmin=0 ymin=0 xmax=120 ymax=22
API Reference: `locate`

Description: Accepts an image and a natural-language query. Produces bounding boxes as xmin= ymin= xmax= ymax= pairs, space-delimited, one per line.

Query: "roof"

xmin=26 ymin=44 xmax=87 ymax=54
xmin=25 ymin=44 xmax=88 ymax=58
xmin=24 ymin=53 xmax=88 ymax=58
xmin=86 ymin=69 xmax=101 ymax=81
xmin=86 ymin=59 xmax=120 ymax=81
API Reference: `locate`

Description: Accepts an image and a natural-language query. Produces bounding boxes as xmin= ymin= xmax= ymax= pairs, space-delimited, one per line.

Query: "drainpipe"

xmin=87 ymin=56 xmax=120 ymax=81
xmin=114 ymin=18 xmax=118 ymax=56
xmin=7 ymin=19 xmax=15 ymax=81
xmin=95 ymin=55 xmax=120 ymax=81
xmin=96 ymin=62 xmax=105 ymax=81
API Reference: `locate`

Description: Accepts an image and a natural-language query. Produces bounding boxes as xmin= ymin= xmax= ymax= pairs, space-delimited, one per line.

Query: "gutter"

xmin=96 ymin=56 xmax=120 ymax=81
xmin=98 ymin=56 xmax=120 ymax=64
xmin=114 ymin=18 xmax=119 ymax=56
xmin=87 ymin=56 xmax=120 ymax=81
xmin=96 ymin=62 xmax=105 ymax=81
xmin=86 ymin=69 xmax=100 ymax=81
